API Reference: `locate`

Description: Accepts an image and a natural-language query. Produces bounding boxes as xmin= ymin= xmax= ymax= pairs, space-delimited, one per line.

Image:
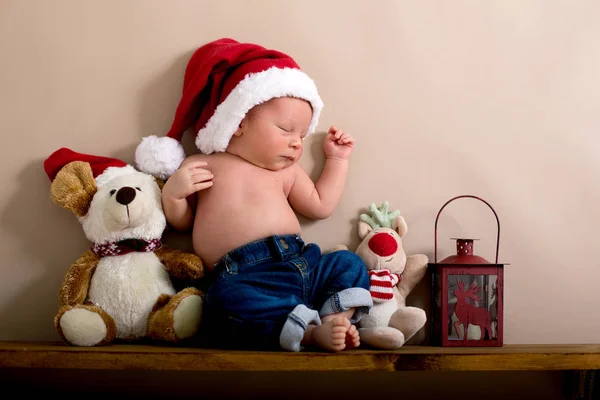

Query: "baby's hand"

xmin=163 ymin=161 xmax=213 ymax=200
xmin=323 ymin=126 xmax=355 ymax=160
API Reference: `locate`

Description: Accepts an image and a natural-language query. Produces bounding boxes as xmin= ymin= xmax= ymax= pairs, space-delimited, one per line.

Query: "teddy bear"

xmin=44 ymin=147 xmax=205 ymax=346
xmin=352 ymin=202 xmax=429 ymax=349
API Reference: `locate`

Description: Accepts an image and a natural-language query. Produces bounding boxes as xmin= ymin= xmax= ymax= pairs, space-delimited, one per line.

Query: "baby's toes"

xmin=331 ymin=333 xmax=347 ymax=351
xmin=345 ymin=325 xmax=360 ymax=349
xmin=331 ymin=317 xmax=351 ymax=349
xmin=331 ymin=326 xmax=347 ymax=344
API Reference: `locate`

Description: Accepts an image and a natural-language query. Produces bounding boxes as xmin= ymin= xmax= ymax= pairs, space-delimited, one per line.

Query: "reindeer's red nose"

xmin=368 ymin=233 xmax=398 ymax=257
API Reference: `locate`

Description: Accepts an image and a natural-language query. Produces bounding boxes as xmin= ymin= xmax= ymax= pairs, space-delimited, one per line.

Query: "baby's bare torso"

xmin=188 ymin=153 xmax=301 ymax=269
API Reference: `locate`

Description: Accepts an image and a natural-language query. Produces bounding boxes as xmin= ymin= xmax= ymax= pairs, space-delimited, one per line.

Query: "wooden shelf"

xmin=1 ymin=341 xmax=599 ymax=372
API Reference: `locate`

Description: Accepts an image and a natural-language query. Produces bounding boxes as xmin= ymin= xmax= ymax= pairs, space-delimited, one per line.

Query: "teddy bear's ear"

xmin=358 ymin=220 xmax=372 ymax=240
xmin=50 ymin=161 xmax=97 ymax=217
xmin=154 ymin=177 xmax=165 ymax=191
xmin=392 ymin=215 xmax=408 ymax=238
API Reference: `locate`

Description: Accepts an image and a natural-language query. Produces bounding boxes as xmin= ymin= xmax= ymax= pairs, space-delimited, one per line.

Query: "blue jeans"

xmin=204 ymin=234 xmax=372 ymax=351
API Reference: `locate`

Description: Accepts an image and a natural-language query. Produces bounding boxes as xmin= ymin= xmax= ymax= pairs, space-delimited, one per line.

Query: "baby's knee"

xmin=326 ymin=250 xmax=369 ymax=282
xmin=329 ymin=249 xmax=363 ymax=264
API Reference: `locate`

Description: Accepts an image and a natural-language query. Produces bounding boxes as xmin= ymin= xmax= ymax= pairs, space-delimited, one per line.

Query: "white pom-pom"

xmin=134 ymin=136 xmax=186 ymax=180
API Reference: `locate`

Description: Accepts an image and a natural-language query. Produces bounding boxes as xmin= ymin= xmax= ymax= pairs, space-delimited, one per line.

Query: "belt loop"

xmin=272 ymin=235 xmax=285 ymax=261
xmin=271 ymin=235 xmax=283 ymax=261
xmin=224 ymin=255 xmax=237 ymax=274
xmin=293 ymin=234 xmax=305 ymax=251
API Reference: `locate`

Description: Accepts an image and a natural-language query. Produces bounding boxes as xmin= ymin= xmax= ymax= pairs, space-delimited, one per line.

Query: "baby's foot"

xmin=311 ymin=316 xmax=351 ymax=352
xmin=345 ymin=324 xmax=360 ymax=349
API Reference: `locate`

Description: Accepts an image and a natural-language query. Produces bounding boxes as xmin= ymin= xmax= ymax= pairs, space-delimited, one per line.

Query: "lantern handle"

xmin=434 ymin=195 xmax=500 ymax=263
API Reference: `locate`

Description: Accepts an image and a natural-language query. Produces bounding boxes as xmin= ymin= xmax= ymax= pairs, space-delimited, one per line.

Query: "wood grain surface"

xmin=1 ymin=342 xmax=599 ymax=371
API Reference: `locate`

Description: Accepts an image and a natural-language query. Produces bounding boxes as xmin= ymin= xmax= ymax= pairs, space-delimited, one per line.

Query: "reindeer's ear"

xmin=50 ymin=161 xmax=97 ymax=217
xmin=154 ymin=177 xmax=165 ymax=191
xmin=392 ymin=215 xmax=408 ymax=238
xmin=358 ymin=220 xmax=372 ymax=240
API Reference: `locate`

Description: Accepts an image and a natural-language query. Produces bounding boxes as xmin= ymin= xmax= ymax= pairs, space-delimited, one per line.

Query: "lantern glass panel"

xmin=448 ymin=274 xmax=499 ymax=342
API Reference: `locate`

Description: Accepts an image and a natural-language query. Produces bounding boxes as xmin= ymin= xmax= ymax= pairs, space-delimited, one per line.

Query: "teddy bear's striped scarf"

xmin=369 ymin=269 xmax=401 ymax=303
xmin=92 ymin=238 xmax=162 ymax=258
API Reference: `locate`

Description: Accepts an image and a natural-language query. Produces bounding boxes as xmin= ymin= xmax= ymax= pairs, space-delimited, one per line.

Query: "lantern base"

xmin=441 ymin=339 xmax=503 ymax=347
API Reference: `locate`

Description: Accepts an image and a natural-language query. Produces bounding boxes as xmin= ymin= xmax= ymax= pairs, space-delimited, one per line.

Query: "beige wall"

xmin=1 ymin=0 xmax=598 ymax=345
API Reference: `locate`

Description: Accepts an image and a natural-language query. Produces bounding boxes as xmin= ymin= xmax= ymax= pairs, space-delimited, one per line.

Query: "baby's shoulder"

xmin=182 ymin=152 xmax=245 ymax=174
xmin=284 ymin=162 xmax=307 ymax=180
xmin=180 ymin=153 xmax=217 ymax=168
xmin=182 ymin=153 xmax=210 ymax=163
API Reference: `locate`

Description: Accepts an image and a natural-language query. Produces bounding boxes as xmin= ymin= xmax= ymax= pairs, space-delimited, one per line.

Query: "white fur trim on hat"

xmin=195 ymin=67 xmax=324 ymax=154
xmin=134 ymin=135 xmax=186 ymax=180
xmin=95 ymin=165 xmax=137 ymax=187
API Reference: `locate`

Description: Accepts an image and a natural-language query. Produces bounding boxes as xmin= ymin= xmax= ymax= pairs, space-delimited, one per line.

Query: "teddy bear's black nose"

xmin=116 ymin=187 xmax=136 ymax=205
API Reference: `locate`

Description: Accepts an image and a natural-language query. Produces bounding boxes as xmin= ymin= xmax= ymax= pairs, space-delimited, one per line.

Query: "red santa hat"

xmin=134 ymin=38 xmax=324 ymax=179
xmin=44 ymin=147 xmax=136 ymax=187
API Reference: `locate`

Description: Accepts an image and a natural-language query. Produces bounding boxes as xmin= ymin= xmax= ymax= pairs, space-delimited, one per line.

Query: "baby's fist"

xmin=323 ymin=126 xmax=355 ymax=160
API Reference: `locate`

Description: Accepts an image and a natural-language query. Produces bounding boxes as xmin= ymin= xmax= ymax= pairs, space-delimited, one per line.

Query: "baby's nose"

xmin=290 ymin=139 xmax=302 ymax=149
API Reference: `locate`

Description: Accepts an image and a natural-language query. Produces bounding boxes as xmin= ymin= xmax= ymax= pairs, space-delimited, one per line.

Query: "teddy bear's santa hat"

xmin=44 ymin=148 xmax=136 ymax=187
xmin=134 ymin=38 xmax=324 ymax=180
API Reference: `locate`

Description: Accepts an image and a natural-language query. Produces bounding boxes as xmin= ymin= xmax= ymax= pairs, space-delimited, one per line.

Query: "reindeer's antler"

xmin=454 ymin=280 xmax=482 ymax=300
xmin=465 ymin=281 xmax=482 ymax=301
xmin=359 ymin=201 xmax=401 ymax=229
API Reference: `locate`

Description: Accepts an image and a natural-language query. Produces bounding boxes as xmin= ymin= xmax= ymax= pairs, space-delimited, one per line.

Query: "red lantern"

xmin=429 ymin=195 xmax=507 ymax=347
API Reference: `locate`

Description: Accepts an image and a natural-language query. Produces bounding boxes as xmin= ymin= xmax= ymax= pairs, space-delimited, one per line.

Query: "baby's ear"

xmin=233 ymin=116 xmax=249 ymax=137
xmin=50 ymin=161 xmax=97 ymax=217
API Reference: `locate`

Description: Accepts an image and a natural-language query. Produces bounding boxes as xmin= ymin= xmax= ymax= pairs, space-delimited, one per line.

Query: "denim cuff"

xmin=279 ymin=304 xmax=321 ymax=352
xmin=319 ymin=287 xmax=373 ymax=324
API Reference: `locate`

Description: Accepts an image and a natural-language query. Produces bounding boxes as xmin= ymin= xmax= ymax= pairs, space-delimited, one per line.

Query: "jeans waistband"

xmin=215 ymin=234 xmax=305 ymax=273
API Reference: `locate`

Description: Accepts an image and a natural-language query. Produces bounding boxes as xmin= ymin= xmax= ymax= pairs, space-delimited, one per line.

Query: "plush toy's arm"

xmin=155 ymin=246 xmax=204 ymax=280
xmin=59 ymin=250 xmax=99 ymax=307
xmin=397 ymin=254 xmax=429 ymax=299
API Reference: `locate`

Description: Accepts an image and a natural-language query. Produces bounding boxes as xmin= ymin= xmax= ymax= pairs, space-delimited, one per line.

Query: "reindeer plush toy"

xmin=354 ymin=202 xmax=429 ymax=349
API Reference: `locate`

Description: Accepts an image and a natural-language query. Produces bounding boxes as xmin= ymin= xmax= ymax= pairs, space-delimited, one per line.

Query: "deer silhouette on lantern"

xmin=452 ymin=280 xmax=492 ymax=342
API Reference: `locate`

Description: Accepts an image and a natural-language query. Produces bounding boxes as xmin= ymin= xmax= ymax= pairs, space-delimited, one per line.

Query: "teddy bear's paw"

xmin=183 ymin=261 xmax=205 ymax=280
xmin=57 ymin=305 xmax=114 ymax=346
xmin=173 ymin=293 xmax=204 ymax=340
xmin=358 ymin=326 xmax=405 ymax=349
xmin=166 ymin=253 xmax=205 ymax=280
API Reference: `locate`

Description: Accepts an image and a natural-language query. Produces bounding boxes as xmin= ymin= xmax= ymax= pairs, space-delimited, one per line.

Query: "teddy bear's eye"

xmin=135 ymin=187 xmax=142 ymax=191
xmin=109 ymin=189 xmax=116 ymax=196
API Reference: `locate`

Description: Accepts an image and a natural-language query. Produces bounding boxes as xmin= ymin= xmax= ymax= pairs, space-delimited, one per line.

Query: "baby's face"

xmin=229 ymin=97 xmax=312 ymax=171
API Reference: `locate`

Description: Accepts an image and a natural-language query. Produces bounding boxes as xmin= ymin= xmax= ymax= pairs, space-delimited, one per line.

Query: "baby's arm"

xmin=162 ymin=158 xmax=213 ymax=231
xmin=288 ymin=126 xmax=354 ymax=220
